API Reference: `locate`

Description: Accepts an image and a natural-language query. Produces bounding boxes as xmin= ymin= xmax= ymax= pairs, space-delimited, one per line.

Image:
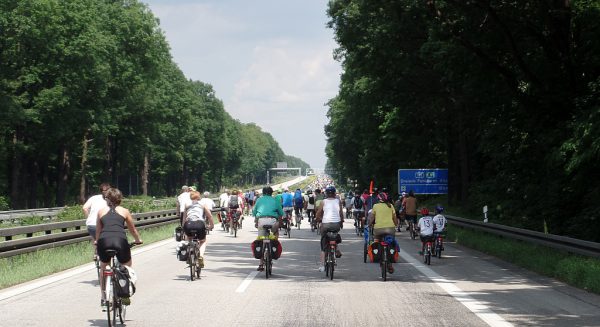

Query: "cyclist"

xmin=183 ymin=191 xmax=214 ymax=267
xmin=378 ymin=187 xmax=389 ymax=203
xmin=417 ymin=207 xmax=435 ymax=255
xmin=83 ymin=182 xmax=110 ymax=243
xmin=368 ymin=196 xmax=399 ymax=273
xmin=228 ymin=190 xmax=242 ymax=234
xmin=293 ymin=188 xmax=304 ymax=221
xmin=95 ymin=188 xmax=142 ymax=306
xmin=433 ymin=205 xmax=447 ymax=248
xmin=315 ymin=186 xmax=344 ymax=272
xmin=247 ymin=189 xmax=256 ymax=216
xmin=352 ymin=192 xmax=365 ymax=229
xmin=281 ymin=188 xmax=294 ymax=227
xmin=176 ymin=185 xmax=192 ymax=226
xmin=199 ymin=191 xmax=215 ymax=212
xmin=305 ymin=190 xmax=316 ymax=223
xmin=253 ymin=186 xmax=284 ymax=271
xmin=344 ymin=193 xmax=353 ymax=219
xmin=365 ymin=188 xmax=380 ymax=212
xmin=402 ymin=190 xmax=418 ymax=231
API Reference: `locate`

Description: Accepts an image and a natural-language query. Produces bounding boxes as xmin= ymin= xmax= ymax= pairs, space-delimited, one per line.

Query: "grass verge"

xmin=0 ymin=223 xmax=177 ymax=290
xmin=447 ymin=225 xmax=600 ymax=295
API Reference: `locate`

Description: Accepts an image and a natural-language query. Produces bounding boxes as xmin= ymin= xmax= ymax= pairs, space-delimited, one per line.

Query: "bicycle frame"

xmin=325 ymin=231 xmax=338 ymax=280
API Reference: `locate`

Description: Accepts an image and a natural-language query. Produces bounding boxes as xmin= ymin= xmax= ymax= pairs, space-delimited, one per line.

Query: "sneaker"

xmin=335 ymin=249 xmax=342 ymax=258
xmin=100 ymin=299 xmax=107 ymax=307
xmin=198 ymin=256 xmax=204 ymax=268
xmin=388 ymin=265 xmax=394 ymax=274
xmin=121 ymin=297 xmax=131 ymax=306
xmin=318 ymin=266 xmax=325 ymax=272
xmin=257 ymin=265 xmax=264 ymax=271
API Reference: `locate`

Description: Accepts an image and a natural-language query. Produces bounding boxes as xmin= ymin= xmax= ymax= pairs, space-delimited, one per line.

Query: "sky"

xmin=142 ymin=0 xmax=342 ymax=169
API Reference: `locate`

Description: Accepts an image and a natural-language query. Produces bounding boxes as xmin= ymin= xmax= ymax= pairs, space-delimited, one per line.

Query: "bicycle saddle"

xmin=262 ymin=224 xmax=273 ymax=229
xmin=105 ymin=249 xmax=118 ymax=257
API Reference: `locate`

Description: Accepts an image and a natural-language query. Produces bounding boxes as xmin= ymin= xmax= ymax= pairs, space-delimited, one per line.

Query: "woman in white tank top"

xmin=316 ymin=186 xmax=344 ymax=272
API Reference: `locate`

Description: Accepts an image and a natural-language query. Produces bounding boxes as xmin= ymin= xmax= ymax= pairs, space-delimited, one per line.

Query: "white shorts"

xmin=257 ymin=217 xmax=278 ymax=236
xmin=283 ymin=207 xmax=293 ymax=212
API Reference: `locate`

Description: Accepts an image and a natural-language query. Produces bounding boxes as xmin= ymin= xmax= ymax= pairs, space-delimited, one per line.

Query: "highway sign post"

xmin=398 ymin=168 xmax=448 ymax=195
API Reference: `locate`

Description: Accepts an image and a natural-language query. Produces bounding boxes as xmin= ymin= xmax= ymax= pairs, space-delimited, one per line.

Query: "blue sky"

xmin=142 ymin=0 xmax=342 ymax=168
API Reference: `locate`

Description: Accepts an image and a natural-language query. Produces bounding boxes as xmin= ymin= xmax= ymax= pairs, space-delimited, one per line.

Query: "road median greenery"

xmin=0 ymin=223 xmax=177 ymax=290
xmin=447 ymin=225 xmax=600 ymax=295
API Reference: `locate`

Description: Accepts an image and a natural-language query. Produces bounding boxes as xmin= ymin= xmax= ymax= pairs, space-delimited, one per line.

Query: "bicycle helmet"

xmin=325 ymin=185 xmax=336 ymax=195
xmin=307 ymin=189 xmax=313 ymax=194
xmin=262 ymin=186 xmax=273 ymax=196
xmin=435 ymin=205 xmax=444 ymax=213
xmin=420 ymin=207 xmax=430 ymax=215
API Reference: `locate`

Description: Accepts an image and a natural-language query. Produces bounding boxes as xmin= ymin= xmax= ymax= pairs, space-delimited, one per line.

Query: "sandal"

xmin=257 ymin=265 xmax=264 ymax=271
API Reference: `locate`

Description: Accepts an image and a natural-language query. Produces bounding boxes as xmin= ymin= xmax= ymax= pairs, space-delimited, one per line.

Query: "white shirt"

xmin=177 ymin=192 xmax=192 ymax=213
xmin=433 ymin=214 xmax=447 ymax=232
xmin=83 ymin=194 xmax=108 ymax=226
xmin=199 ymin=197 xmax=215 ymax=211
xmin=322 ymin=198 xmax=341 ymax=224
xmin=418 ymin=216 xmax=434 ymax=236
xmin=219 ymin=193 xmax=229 ymax=208
xmin=306 ymin=195 xmax=315 ymax=210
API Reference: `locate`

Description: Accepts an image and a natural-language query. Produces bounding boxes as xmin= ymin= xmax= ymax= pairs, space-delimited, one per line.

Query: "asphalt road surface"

xmin=1 ymin=215 xmax=599 ymax=327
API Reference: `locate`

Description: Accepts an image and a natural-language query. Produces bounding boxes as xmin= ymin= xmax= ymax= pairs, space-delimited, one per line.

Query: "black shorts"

xmin=406 ymin=215 xmax=417 ymax=224
xmin=247 ymin=199 xmax=254 ymax=206
xmin=184 ymin=220 xmax=207 ymax=240
xmin=420 ymin=235 xmax=434 ymax=243
xmin=97 ymin=236 xmax=131 ymax=264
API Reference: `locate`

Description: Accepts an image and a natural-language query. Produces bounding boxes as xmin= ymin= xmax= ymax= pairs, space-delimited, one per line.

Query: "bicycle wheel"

xmin=105 ymin=275 xmax=114 ymax=327
xmin=234 ymin=222 xmax=238 ymax=237
xmin=287 ymin=226 xmax=291 ymax=238
xmin=382 ymin=250 xmax=388 ymax=282
xmin=329 ymin=250 xmax=335 ymax=280
xmin=363 ymin=243 xmax=367 ymax=263
xmin=189 ymin=246 xmax=196 ymax=281
xmin=425 ymin=245 xmax=431 ymax=265
xmin=118 ymin=299 xmax=127 ymax=324
xmin=264 ymin=245 xmax=271 ymax=279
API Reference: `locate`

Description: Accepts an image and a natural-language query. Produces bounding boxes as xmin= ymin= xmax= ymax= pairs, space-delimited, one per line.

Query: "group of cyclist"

xmin=84 ymin=180 xmax=449 ymax=301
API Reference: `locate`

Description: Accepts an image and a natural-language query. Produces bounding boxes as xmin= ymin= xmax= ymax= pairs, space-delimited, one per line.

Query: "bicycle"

xmin=282 ymin=210 xmax=292 ymax=238
xmin=423 ymin=237 xmax=433 ymax=265
xmin=102 ymin=242 xmax=139 ymax=327
xmin=323 ymin=230 xmax=339 ymax=280
xmin=363 ymin=225 xmax=373 ymax=263
xmin=220 ymin=209 xmax=229 ymax=232
xmin=186 ymin=232 xmax=204 ymax=281
xmin=230 ymin=210 xmax=240 ymax=237
xmin=409 ymin=221 xmax=417 ymax=240
xmin=258 ymin=224 xmax=275 ymax=279
xmin=378 ymin=234 xmax=395 ymax=282
xmin=434 ymin=232 xmax=444 ymax=258
xmin=295 ymin=209 xmax=302 ymax=230
xmin=353 ymin=210 xmax=364 ymax=236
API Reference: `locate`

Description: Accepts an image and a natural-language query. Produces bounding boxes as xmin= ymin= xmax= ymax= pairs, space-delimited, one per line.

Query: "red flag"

xmin=369 ymin=180 xmax=374 ymax=194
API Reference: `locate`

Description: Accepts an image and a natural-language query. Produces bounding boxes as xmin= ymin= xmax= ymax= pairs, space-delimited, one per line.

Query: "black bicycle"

xmin=324 ymin=230 xmax=339 ymax=280
xmin=260 ymin=225 xmax=274 ymax=279
xmin=187 ymin=235 xmax=203 ymax=281
xmin=102 ymin=242 xmax=139 ymax=327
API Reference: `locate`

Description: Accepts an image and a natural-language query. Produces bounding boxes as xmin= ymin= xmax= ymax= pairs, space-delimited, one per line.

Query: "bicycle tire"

xmin=425 ymin=245 xmax=431 ymax=265
xmin=234 ymin=223 xmax=237 ymax=238
xmin=382 ymin=250 xmax=388 ymax=281
xmin=287 ymin=226 xmax=291 ymax=238
xmin=195 ymin=246 xmax=201 ymax=279
xmin=363 ymin=243 xmax=367 ymax=263
xmin=329 ymin=249 xmax=335 ymax=280
xmin=106 ymin=275 xmax=114 ymax=327
xmin=118 ymin=300 xmax=126 ymax=324
xmin=189 ymin=247 xmax=196 ymax=281
xmin=264 ymin=245 xmax=271 ymax=279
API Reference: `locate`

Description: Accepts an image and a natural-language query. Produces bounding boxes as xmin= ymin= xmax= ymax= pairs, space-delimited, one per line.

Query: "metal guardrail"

xmin=0 ymin=207 xmax=65 ymax=222
xmin=0 ymin=209 xmax=179 ymax=258
xmin=447 ymin=215 xmax=600 ymax=259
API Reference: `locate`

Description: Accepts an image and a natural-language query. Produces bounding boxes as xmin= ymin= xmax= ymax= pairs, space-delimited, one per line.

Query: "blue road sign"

xmin=398 ymin=169 xmax=448 ymax=194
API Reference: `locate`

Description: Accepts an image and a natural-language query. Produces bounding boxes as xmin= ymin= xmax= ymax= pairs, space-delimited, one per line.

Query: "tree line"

xmin=325 ymin=0 xmax=599 ymax=241
xmin=0 ymin=0 xmax=308 ymax=209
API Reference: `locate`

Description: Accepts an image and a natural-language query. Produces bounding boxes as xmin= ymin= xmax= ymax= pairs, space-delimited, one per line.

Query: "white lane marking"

xmin=0 ymin=238 xmax=173 ymax=301
xmin=235 ymin=271 xmax=259 ymax=293
xmin=400 ymin=251 xmax=513 ymax=327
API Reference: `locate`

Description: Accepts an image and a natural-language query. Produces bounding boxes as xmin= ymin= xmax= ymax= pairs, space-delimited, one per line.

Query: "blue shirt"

xmin=253 ymin=196 xmax=284 ymax=218
xmin=281 ymin=192 xmax=293 ymax=207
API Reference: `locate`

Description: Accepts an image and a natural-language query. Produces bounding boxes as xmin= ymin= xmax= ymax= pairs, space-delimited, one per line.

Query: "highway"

xmin=1 ymin=215 xmax=599 ymax=327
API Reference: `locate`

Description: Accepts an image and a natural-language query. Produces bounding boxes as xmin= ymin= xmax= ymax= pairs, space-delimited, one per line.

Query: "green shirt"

xmin=253 ymin=196 xmax=284 ymax=219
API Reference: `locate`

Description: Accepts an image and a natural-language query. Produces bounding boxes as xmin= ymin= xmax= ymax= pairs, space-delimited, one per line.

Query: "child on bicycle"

xmin=433 ymin=205 xmax=447 ymax=248
xmin=417 ymin=207 xmax=434 ymax=255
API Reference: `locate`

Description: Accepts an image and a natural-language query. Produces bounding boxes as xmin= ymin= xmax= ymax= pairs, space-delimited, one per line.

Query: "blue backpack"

xmin=294 ymin=191 xmax=303 ymax=207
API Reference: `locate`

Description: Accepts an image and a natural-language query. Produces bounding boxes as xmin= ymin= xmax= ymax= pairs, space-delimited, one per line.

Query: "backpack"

xmin=308 ymin=195 xmax=315 ymax=205
xmin=229 ymin=195 xmax=239 ymax=209
xmin=114 ymin=266 xmax=136 ymax=298
xmin=294 ymin=192 xmax=303 ymax=207
xmin=353 ymin=197 xmax=363 ymax=210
